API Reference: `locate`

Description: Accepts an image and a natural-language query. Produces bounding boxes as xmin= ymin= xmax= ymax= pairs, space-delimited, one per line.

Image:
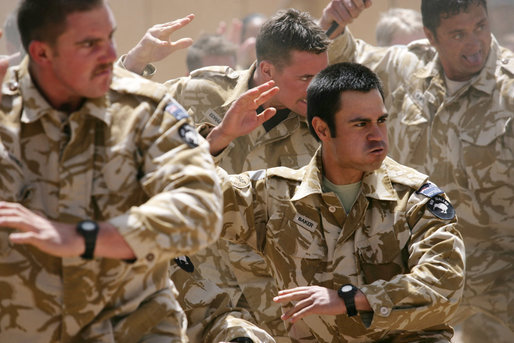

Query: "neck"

xmin=321 ymin=147 xmax=363 ymax=185
xmin=29 ymin=62 xmax=84 ymax=113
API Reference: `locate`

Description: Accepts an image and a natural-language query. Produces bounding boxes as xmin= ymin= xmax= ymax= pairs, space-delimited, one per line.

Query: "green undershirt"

xmin=322 ymin=177 xmax=362 ymax=214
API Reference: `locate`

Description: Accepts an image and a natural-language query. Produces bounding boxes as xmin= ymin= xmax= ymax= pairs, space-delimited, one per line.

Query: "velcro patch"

xmin=178 ymin=124 xmax=199 ymax=148
xmin=427 ymin=195 xmax=455 ymax=220
xmin=174 ymin=256 xmax=194 ymax=273
xmin=417 ymin=183 xmax=444 ymax=198
xmin=165 ymin=99 xmax=189 ymax=121
xmin=293 ymin=214 xmax=318 ymax=231
xmin=229 ymin=174 xmax=250 ymax=189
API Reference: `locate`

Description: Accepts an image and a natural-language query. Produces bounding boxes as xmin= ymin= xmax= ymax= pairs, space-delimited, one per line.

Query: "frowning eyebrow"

xmin=348 ymin=113 xmax=388 ymax=123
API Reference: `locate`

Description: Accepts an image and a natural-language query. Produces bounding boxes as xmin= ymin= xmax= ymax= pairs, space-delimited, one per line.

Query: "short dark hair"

xmin=421 ymin=0 xmax=487 ymax=37
xmin=186 ymin=34 xmax=237 ymax=72
xmin=307 ymin=63 xmax=384 ymax=142
xmin=17 ymin=0 xmax=104 ymax=53
xmin=256 ymin=9 xmax=330 ymax=69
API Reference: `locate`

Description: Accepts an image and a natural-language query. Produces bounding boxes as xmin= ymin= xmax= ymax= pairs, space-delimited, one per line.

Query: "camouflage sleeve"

xmin=217 ymin=167 xmax=268 ymax=250
xmin=170 ymin=260 xmax=275 ymax=343
xmin=205 ymin=314 xmax=276 ymax=343
xmin=114 ymin=55 xmax=156 ymax=79
xmin=109 ymin=94 xmax=223 ymax=260
xmin=328 ymin=29 xmax=427 ymax=97
xmin=359 ymin=190 xmax=465 ymax=331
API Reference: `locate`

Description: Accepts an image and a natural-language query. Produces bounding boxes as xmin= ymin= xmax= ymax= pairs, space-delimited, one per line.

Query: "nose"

xmin=102 ymin=39 xmax=117 ymax=63
xmin=368 ymin=124 xmax=385 ymax=141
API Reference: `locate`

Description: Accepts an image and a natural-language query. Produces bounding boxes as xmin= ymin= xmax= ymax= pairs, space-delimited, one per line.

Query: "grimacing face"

xmin=269 ymin=50 xmax=328 ymax=117
xmin=47 ymin=4 xmax=117 ymax=104
xmin=320 ymin=89 xmax=388 ymax=185
xmin=424 ymin=2 xmax=491 ymax=81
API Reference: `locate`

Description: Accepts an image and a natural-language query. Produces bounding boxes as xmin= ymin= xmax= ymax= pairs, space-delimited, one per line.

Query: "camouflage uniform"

xmin=219 ymin=150 xmax=465 ymax=343
xmin=328 ymin=30 xmax=514 ymax=340
xmin=0 ymin=59 xmax=222 ymax=342
xmin=166 ymin=64 xmax=319 ymax=342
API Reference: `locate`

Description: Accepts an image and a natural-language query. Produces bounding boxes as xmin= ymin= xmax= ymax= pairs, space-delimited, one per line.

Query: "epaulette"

xmin=382 ymin=157 xmax=428 ymax=191
xmin=267 ymin=165 xmax=305 ymax=182
xmin=407 ymin=39 xmax=436 ymax=59
xmin=189 ymin=65 xmax=239 ymax=80
xmin=110 ymin=65 xmax=168 ymax=102
xmin=498 ymin=48 xmax=514 ymax=76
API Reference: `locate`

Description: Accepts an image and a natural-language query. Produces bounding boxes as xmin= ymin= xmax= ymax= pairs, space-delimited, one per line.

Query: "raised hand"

xmin=320 ymin=0 xmax=372 ymax=38
xmin=207 ymin=80 xmax=279 ymax=156
xmin=124 ymin=14 xmax=195 ymax=74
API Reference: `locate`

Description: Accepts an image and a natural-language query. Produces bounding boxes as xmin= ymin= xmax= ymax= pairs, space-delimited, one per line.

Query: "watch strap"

xmin=76 ymin=220 xmax=99 ymax=259
xmin=338 ymin=284 xmax=358 ymax=317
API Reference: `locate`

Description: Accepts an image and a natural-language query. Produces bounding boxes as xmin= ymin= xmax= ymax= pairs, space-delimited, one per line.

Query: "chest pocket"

xmin=354 ymin=211 xmax=409 ymax=284
xmin=92 ymin=142 xmax=145 ymax=218
xmin=458 ymin=115 xmax=513 ymax=191
xmin=265 ymin=207 xmax=328 ymax=286
xmin=388 ymin=87 xmax=428 ymax=164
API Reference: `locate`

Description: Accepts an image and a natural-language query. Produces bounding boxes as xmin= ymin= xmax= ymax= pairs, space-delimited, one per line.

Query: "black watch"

xmin=76 ymin=220 xmax=99 ymax=260
xmin=338 ymin=283 xmax=358 ymax=317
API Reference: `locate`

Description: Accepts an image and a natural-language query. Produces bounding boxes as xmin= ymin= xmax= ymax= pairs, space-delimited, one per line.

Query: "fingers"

xmin=282 ymin=298 xmax=315 ymax=322
xmin=240 ymin=80 xmax=278 ymax=108
xmin=321 ymin=0 xmax=370 ymax=37
xmin=170 ymin=37 xmax=193 ymax=51
xmin=150 ymin=14 xmax=195 ymax=41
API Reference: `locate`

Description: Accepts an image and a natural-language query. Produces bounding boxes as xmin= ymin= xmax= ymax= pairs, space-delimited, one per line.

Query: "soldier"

xmin=0 ymin=0 xmax=222 ymax=342
xmin=123 ymin=9 xmax=330 ymax=342
xmin=320 ymin=0 xmax=514 ymax=341
xmin=218 ymin=62 xmax=465 ymax=342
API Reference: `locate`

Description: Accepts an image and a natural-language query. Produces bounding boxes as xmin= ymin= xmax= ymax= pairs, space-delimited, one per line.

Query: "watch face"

xmin=81 ymin=221 xmax=97 ymax=232
xmin=342 ymin=285 xmax=353 ymax=293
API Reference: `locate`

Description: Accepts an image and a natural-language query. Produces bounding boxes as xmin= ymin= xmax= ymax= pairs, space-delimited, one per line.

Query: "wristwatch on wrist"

xmin=76 ymin=220 xmax=99 ymax=259
xmin=338 ymin=283 xmax=358 ymax=317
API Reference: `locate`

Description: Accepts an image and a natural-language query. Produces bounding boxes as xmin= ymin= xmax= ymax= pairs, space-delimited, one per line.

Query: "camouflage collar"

xmin=221 ymin=62 xmax=256 ymax=108
xmin=291 ymin=149 xmax=399 ymax=202
xmin=14 ymin=58 xmax=111 ymax=126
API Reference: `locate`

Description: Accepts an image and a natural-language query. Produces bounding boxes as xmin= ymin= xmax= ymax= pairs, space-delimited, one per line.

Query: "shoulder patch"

xmin=165 ymin=99 xmax=189 ymax=121
xmin=427 ymin=195 xmax=455 ymax=220
xmin=416 ymin=183 xmax=444 ymax=198
xmin=174 ymin=256 xmax=194 ymax=273
xmin=178 ymin=124 xmax=199 ymax=148
xmin=229 ymin=174 xmax=251 ymax=189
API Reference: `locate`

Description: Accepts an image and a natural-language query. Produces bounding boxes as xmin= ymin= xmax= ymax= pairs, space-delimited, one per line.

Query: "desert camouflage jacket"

xmin=166 ymin=64 xmax=319 ymax=342
xmin=0 ymin=59 xmax=222 ymax=342
xmin=328 ymin=30 xmax=514 ymax=329
xmin=219 ymin=150 xmax=465 ymax=342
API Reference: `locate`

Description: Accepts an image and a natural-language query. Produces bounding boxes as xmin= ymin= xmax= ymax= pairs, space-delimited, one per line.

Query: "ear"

xmin=258 ymin=60 xmax=275 ymax=82
xmin=311 ymin=116 xmax=331 ymax=142
xmin=423 ymin=27 xmax=436 ymax=45
xmin=28 ymin=40 xmax=54 ymax=66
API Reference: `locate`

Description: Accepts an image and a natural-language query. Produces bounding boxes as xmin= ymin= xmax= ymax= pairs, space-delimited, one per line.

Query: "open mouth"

xmin=463 ymin=51 xmax=483 ymax=66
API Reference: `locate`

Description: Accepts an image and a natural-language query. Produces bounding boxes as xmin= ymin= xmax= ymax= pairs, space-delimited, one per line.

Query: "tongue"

xmin=466 ymin=52 xmax=482 ymax=65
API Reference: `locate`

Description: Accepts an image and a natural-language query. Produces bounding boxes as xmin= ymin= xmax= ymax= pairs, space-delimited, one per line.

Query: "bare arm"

xmin=1 ymin=201 xmax=135 ymax=259
xmin=273 ymin=285 xmax=372 ymax=323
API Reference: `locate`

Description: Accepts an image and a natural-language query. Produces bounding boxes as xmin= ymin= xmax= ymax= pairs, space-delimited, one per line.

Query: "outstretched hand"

xmin=0 ymin=201 xmax=82 ymax=257
xmin=320 ymin=0 xmax=372 ymax=38
xmin=207 ymin=80 xmax=280 ymax=156
xmin=124 ymin=14 xmax=195 ymax=74
xmin=273 ymin=286 xmax=346 ymax=323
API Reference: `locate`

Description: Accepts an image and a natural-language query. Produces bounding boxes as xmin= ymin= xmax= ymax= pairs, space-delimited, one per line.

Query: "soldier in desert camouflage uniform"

xmin=320 ymin=0 xmax=513 ymax=341
xmin=0 ymin=0 xmax=222 ymax=342
xmin=217 ymin=62 xmax=465 ymax=342
xmin=123 ymin=9 xmax=329 ymax=342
